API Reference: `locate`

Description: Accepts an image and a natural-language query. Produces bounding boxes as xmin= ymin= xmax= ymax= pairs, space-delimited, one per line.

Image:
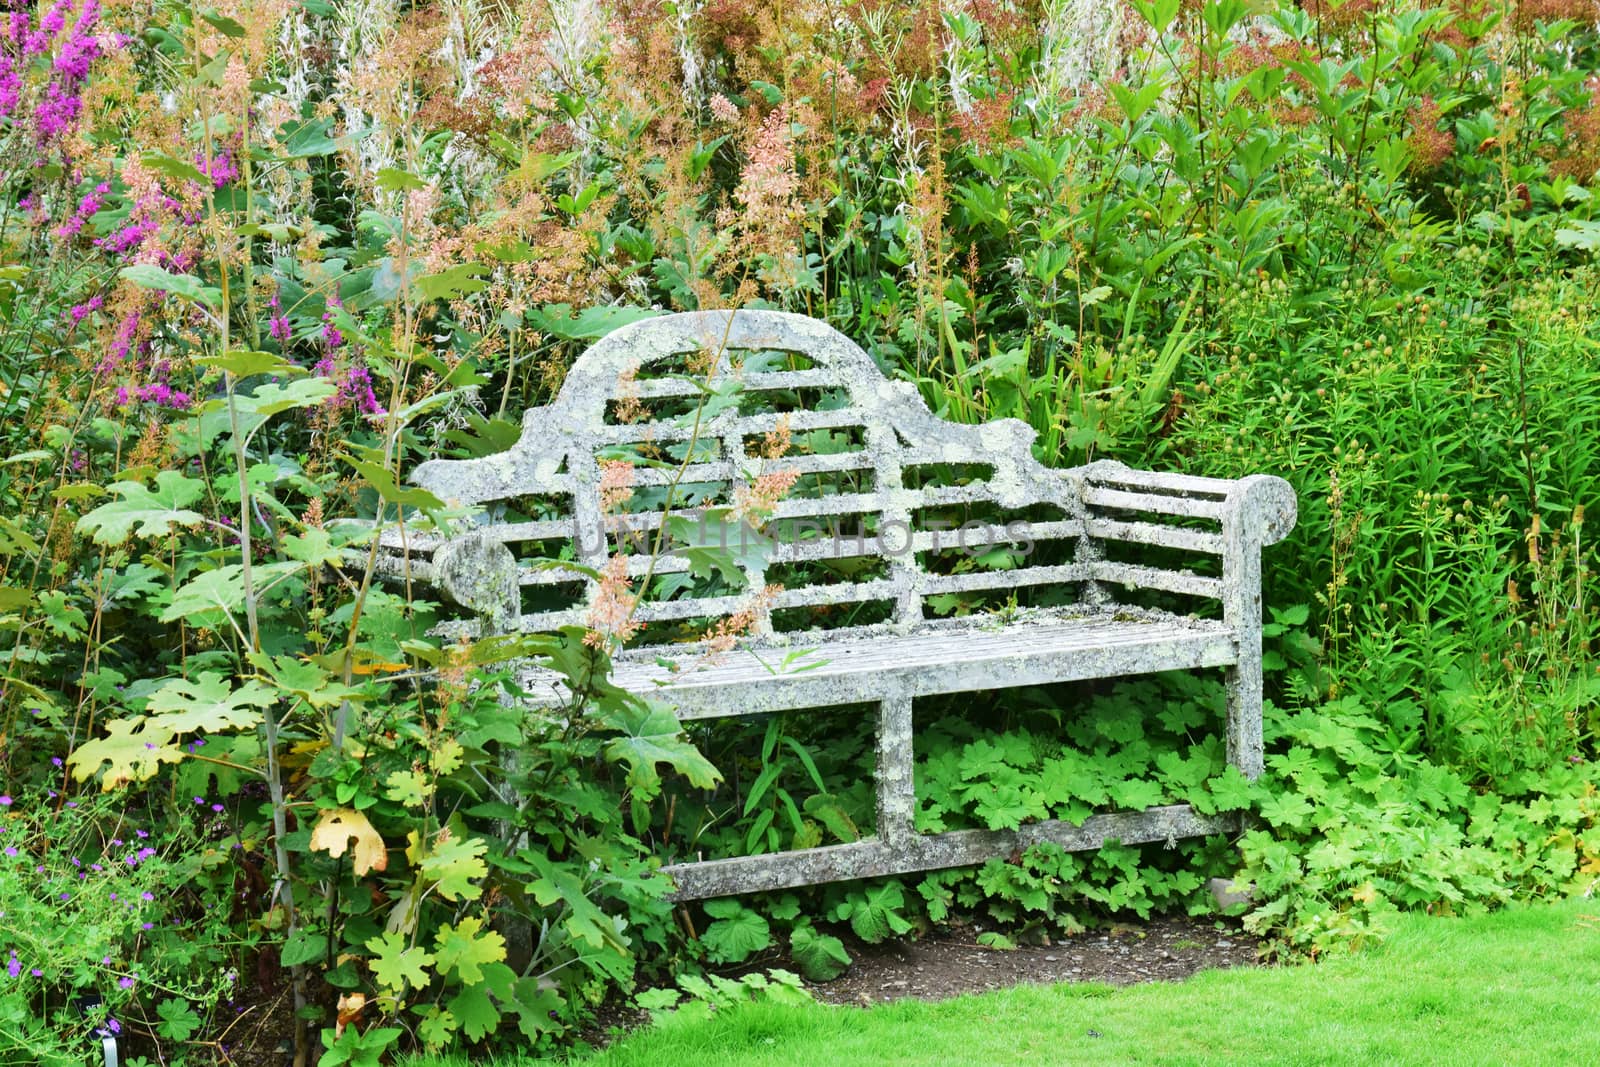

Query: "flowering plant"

xmin=0 ymin=791 xmax=239 ymax=1065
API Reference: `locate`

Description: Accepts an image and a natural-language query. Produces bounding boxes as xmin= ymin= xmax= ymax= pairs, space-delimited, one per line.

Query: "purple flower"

xmin=211 ymin=803 xmax=224 ymax=813
xmin=0 ymin=796 xmax=11 ymax=806
xmin=2 ymin=848 xmax=15 ymax=857
xmin=5 ymin=955 xmax=19 ymax=979
xmin=105 ymin=1018 xmax=120 ymax=1035
xmin=140 ymin=891 xmax=153 ymax=901
xmin=268 ymin=291 xmax=292 ymax=343
xmin=321 ymin=294 xmax=344 ymax=350
xmin=117 ymin=976 xmax=134 ymax=989
xmin=195 ymin=147 xmax=239 ymax=188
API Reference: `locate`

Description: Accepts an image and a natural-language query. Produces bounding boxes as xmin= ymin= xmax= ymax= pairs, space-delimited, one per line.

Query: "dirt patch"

xmin=808 ymin=917 xmax=1264 ymax=1007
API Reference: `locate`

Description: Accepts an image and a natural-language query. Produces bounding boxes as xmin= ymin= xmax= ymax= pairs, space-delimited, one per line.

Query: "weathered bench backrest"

xmin=412 ymin=310 xmax=1262 ymax=641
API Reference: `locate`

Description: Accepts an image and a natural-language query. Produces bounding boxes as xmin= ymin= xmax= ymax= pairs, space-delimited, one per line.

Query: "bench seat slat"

xmin=514 ymin=612 xmax=1237 ymax=718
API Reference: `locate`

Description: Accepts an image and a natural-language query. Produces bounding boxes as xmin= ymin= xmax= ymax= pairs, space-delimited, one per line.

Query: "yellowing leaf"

xmin=365 ymin=930 xmax=434 ymax=993
xmin=419 ymin=832 xmax=488 ymax=901
xmin=68 ymin=718 xmax=184 ymax=790
xmin=310 ymin=808 xmax=388 ymax=876
xmin=430 ymin=739 xmax=464 ymax=776
xmin=432 ymin=916 xmax=505 ymax=984
xmin=384 ymin=769 xmax=431 ymax=807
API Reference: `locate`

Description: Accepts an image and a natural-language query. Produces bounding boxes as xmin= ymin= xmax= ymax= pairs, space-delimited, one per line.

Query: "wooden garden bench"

xmin=401 ymin=310 xmax=1296 ymax=900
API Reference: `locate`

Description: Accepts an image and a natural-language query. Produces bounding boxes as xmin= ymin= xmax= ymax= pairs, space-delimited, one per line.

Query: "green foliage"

xmin=7 ymin=0 xmax=1600 ymax=1058
xmin=788 ymin=925 xmax=851 ymax=982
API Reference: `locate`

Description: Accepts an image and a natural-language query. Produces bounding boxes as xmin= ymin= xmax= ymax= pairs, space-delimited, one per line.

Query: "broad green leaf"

xmin=343 ymin=457 xmax=447 ymax=513
xmin=802 ymin=792 xmax=860 ymax=843
xmin=700 ymin=899 xmax=770 ymax=963
xmin=144 ymin=672 xmax=274 ymax=734
xmin=375 ymin=167 xmax=426 ymax=192
xmin=196 ymin=350 xmax=304 ymax=378
xmin=236 ymin=377 xmax=337 ymax=419
xmin=365 ymin=930 xmax=433 ymax=993
xmin=248 ymin=653 xmax=366 ymax=707
xmin=416 ymin=1006 xmax=457 ymax=1050
xmin=525 ymin=304 xmax=661 ymax=341
xmin=119 ymin=264 xmax=220 ymax=309
xmin=160 ymin=561 xmax=301 ymax=622
xmin=430 ymin=738 xmax=464 ymax=775
xmin=432 ymin=916 xmax=505 ymax=984
xmin=385 ymin=769 xmax=431 ymax=807
xmin=508 ymin=980 xmax=563 ymax=1040
xmin=280 ymin=928 xmax=328 ymax=967
xmin=1108 ymin=777 xmax=1166 ymax=811
xmin=140 ymin=152 xmax=206 ymax=184
xmin=601 ymin=701 xmax=722 ymax=791
xmin=54 ymin=482 xmax=106 ymax=502
xmin=414 ymin=263 xmax=488 ymax=302
xmin=1555 ymin=220 xmax=1600 ymax=252
xmin=420 ymin=833 xmax=488 ymax=901
xmin=790 ymin=925 xmax=850 ymax=981
xmin=200 ymin=10 xmax=246 ymax=37
xmin=154 ymin=998 xmax=201 ymax=1042
xmin=447 ymin=985 xmax=500 ymax=1043
xmin=77 ymin=471 xmax=206 ymax=545
xmin=666 ymin=510 xmax=770 ymax=585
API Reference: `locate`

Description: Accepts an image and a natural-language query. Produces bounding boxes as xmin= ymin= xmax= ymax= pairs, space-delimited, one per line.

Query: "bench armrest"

xmin=1078 ymin=460 xmax=1297 ymax=546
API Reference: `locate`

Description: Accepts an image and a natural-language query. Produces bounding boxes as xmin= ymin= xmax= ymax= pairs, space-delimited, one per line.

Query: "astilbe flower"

xmin=732 ymin=469 xmax=799 ymax=524
xmin=709 ymin=92 xmax=739 ymax=123
xmin=599 ymin=460 xmax=636 ymax=512
xmin=734 ymin=106 xmax=798 ymax=224
xmin=698 ymin=583 xmax=782 ymax=660
xmin=1513 ymin=0 xmax=1600 ymax=31
xmin=1406 ymin=96 xmax=1455 ymax=173
xmin=1552 ymin=77 xmax=1600 ymax=183
xmin=583 ymin=553 xmax=640 ymax=649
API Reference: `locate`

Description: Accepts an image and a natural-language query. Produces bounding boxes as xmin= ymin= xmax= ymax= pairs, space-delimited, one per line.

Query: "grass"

xmin=414 ymin=898 xmax=1600 ymax=1066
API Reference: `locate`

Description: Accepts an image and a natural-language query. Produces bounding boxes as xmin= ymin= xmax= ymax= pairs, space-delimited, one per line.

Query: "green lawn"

xmin=419 ymin=898 xmax=1600 ymax=1066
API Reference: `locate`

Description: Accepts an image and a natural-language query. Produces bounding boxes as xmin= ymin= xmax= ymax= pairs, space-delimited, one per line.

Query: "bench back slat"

xmin=409 ymin=310 xmax=1245 ymax=640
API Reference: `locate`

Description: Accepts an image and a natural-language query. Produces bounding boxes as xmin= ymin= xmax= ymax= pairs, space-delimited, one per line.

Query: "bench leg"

xmin=1226 ymin=652 xmax=1264 ymax=781
xmin=875 ymin=692 xmax=916 ymax=851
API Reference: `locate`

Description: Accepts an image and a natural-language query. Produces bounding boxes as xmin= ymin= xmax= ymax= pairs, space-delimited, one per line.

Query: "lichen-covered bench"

xmin=401 ymin=309 xmax=1295 ymax=900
